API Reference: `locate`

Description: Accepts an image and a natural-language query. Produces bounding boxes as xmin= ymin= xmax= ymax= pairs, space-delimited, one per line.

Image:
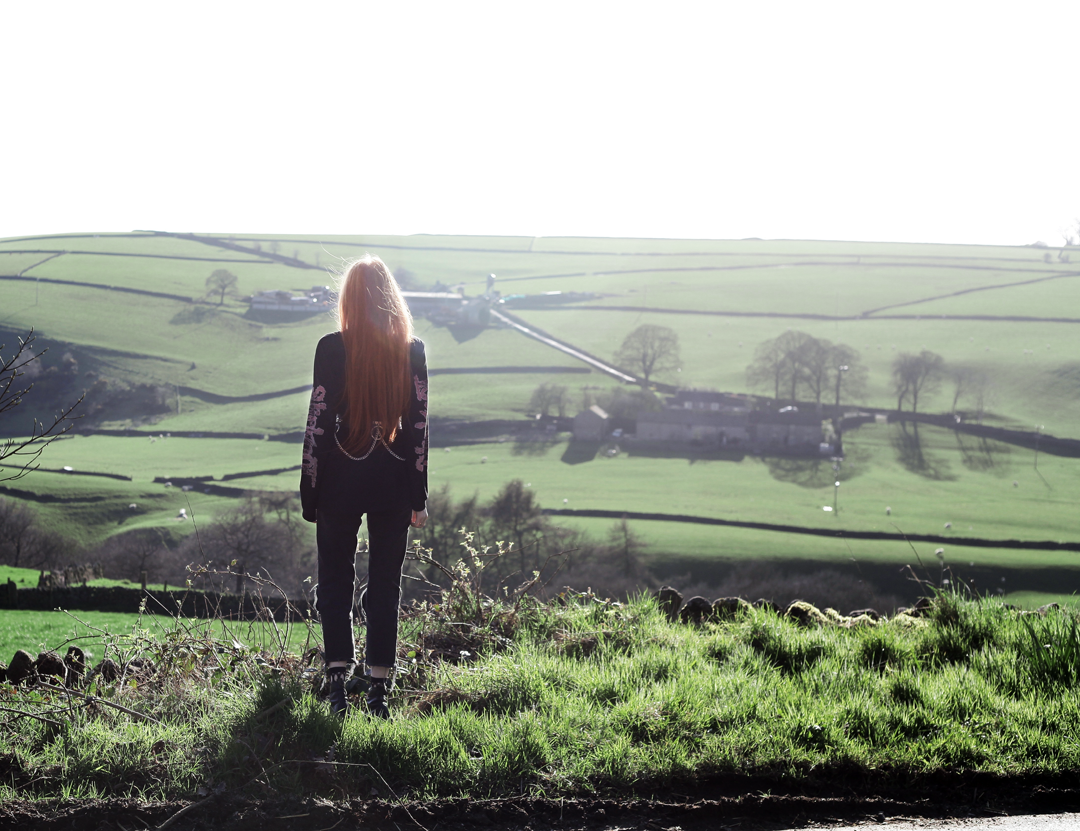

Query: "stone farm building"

xmin=667 ymin=390 xmax=753 ymax=413
xmin=250 ymin=286 xmax=334 ymax=312
xmin=400 ymin=291 xmax=465 ymax=319
xmin=573 ymin=405 xmax=610 ymax=441
xmin=636 ymin=400 xmax=824 ymax=452
xmin=637 ymin=409 xmax=749 ymax=446
xmin=750 ymin=407 xmax=824 ymax=450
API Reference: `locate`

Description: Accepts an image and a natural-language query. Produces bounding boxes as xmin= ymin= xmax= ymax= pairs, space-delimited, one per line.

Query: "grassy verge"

xmin=4 ymin=584 xmax=1080 ymax=803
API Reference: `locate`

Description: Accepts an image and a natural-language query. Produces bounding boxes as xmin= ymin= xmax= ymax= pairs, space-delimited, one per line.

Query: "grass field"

xmin=12 ymin=418 xmax=1079 ymax=555
xmin=0 ymin=563 xmax=316 ymax=663
xmin=0 ymin=608 xmax=317 ymax=668
xmin=3 ymin=231 xmax=1080 ymax=597
xmin=0 ymin=565 xmax=41 ymax=587
xmin=5 ymin=232 xmax=1078 ymax=426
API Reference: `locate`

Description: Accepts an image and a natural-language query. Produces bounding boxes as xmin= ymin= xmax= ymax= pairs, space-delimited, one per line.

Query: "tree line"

xmin=0 ymin=494 xmax=315 ymax=597
xmin=533 ymin=322 xmax=991 ymax=421
xmin=747 ymin=330 xmax=992 ymax=417
xmin=746 ymin=331 xmax=868 ymax=407
xmin=411 ymin=481 xmax=652 ymax=600
xmin=1 ymin=483 xmax=657 ymax=605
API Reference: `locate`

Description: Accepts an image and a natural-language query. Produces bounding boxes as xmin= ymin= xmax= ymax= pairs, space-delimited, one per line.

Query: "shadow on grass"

xmin=892 ymin=422 xmax=956 ymax=481
xmin=954 ymin=431 xmax=1011 ymax=473
xmin=512 ymin=438 xmax=562 ymax=456
xmin=762 ymin=457 xmax=837 ymax=488
xmin=169 ymin=306 xmax=219 ymax=325
xmin=448 ymin=324 xmax=487 ymax=343
xmin=562 ymin=441 xmax=601 ymax=464
xmin=213 ymin=675 xmax=342 ymax=794
xmin=625 ymin=443 xmax=746 ymax=464
xmin=242 ymin=308 xmax=330 ymax=325
xmin=762 ymin=444 xmax=870 ymax=488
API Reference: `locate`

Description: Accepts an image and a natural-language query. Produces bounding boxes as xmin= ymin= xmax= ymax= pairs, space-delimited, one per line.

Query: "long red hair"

xmin=336 ymin=255 xmax=414 ymax=451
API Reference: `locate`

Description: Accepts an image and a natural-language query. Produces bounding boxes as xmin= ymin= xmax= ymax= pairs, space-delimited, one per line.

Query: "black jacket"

xmin=300 ymin=333 xmax=428 ymax=522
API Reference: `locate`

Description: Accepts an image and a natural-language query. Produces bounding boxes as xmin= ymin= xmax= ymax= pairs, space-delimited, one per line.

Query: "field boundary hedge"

xmin=0 ymin=274 xmax=194 ymax=303
xmin=544 ymin=507 xmax=1080 ymax=552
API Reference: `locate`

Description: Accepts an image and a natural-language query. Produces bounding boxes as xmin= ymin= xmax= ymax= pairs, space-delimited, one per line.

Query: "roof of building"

xmin=750 ymin=408 xmax=823 ymax=426
xmin=401 ymin=292 xmax=465 ymax=302
xmin=668 ymin=389 xmax=750 ymax=404
xmin=576 ymin=404 xmax=609 ymax=420
xmin=638 ymin=409 xmax=749 ymax=427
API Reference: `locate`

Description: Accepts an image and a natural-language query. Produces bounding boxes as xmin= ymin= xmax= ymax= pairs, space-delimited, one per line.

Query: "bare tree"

xmin=1 ymin=329 xmax=83 ymax=482
xmin=95 ymin=528 xmax=171 ymax=584
xmin=486 ymin=479 xmax=545 ymax=578
xmin=1061 ymin=218 xmax=1080 ymax=247
xmin=828 ymin=343 xmax=868 ymax=408
xmin=799 ymin=336 xmax=834 ymax=406
xmin=205 ymin=269 xmax=239 ymax=305
xmin=528 ymin=383 xmax=569 ymax=418
xmin=950 ymin=367 xmax=994 ymax=421
xmin=746 ymin=336 xmax=790 ymax=400
xmin=950 ymin=367 xmax=972 ymax=415
xmin=179 ymin=495 xmax=312 ymax=594
xmin=0 ymin=498 xmax=39 ymax=568
xmin=412 ymin=484 xmax=481 ymax=566
xmin=606 ymin=517 xmax=647 ymax=577
xmin=971 ymin=372 xmax=996 ymax=423
xmin=410 ymin=483 xmax=667 ymax=600
xmin=747 ymin=331 xmax=865 ymax=406
xmin=614 ymin=324 xmax=681 ymax=387
xmin=892 ymin=350 xmax=945 ymax=413
xmin=0 ymin=498 xmax=67 ymax=570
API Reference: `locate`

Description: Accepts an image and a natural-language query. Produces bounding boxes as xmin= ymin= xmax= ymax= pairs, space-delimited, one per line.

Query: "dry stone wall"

xmin=0 ymin=581 xmax=314 ymax=621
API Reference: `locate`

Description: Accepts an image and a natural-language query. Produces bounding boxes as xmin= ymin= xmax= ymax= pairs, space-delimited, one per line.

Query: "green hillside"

xmin=3 ymin=231 xmax=1079 ymax=603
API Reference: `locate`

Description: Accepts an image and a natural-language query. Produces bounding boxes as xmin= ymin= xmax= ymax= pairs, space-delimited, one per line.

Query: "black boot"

xmin=366 ymin=675 xmax=391 ymax=719
xmin=326 ymin=667 xmax=349 ymax=718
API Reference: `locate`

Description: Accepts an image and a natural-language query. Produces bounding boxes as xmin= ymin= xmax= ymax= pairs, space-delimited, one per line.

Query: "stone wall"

xmin=0 ymin=580 xmax=315 ymax=622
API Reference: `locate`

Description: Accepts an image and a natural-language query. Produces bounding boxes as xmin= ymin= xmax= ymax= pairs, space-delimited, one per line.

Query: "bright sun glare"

xmin=2 ymin=1 xmax=1078 ymax=246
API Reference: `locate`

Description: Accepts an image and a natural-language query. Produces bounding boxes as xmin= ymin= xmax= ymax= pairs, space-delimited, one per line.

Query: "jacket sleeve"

xmin=300 ymin=337 xmax=336 ymax=523
xmin=407 ymin=338 xmax=429 ymax=512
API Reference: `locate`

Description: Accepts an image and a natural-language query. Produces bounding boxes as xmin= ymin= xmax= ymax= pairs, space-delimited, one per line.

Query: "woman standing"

xmin=300 ymin=254 xmax=428 ymax=718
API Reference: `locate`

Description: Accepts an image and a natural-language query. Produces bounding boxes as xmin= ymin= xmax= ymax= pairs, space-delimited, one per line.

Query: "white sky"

xmin=2 ymin=1 xmax=1078 ymax=247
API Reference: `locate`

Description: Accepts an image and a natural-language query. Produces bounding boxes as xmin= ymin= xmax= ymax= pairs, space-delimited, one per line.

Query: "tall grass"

xmin=4 ymin=586 xmax=1080 ymax=802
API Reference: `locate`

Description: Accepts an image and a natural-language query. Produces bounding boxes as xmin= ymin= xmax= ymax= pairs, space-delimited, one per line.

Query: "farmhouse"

xmin=573 ymin=405 xmax=610 ymax=441
xmin=499 ymin=290 xmax=598 ymax=308
xmin=250 ymin=290 xmax=324 ymax=312
xmin=401 ymin=291 xmax=466 ymax=319
xmin=248 ymin=285 xmax=335 ymax=312
xmin=637 ymin=408 xmax=749 ymax=445
xmin=750 ymin=407 xmax=824 ymax=450
xmin=666 ymin=390 xmax=752 ymax=413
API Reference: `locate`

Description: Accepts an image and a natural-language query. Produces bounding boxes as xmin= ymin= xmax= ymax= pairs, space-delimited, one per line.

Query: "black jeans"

xmin=315 ymin=506 xmax=412 ymax=668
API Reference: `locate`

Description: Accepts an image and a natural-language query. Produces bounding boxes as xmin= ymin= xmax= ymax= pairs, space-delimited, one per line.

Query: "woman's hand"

xmin=411 ymin=508 xmax=428 ymax=528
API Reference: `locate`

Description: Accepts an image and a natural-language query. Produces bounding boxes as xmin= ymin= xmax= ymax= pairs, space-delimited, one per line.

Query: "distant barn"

xmin=573 ymin=405 xmax=610 ymax=441
xmin=750 ymin=408 xmax=824 ymax=449
xmin=637 ymin=409 xmax=749 ymax=445
xmin=666 ymin=390 xmax=752 ymax=413
xmin=401 ymin=291 xmax=466 ymax=318
xmin=250 ymin=288 xmax=329 ymax=312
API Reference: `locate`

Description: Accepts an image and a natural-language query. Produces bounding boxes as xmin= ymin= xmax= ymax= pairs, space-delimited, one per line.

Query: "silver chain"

xmin=334 ymin=416 xmax=406 ymax=462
